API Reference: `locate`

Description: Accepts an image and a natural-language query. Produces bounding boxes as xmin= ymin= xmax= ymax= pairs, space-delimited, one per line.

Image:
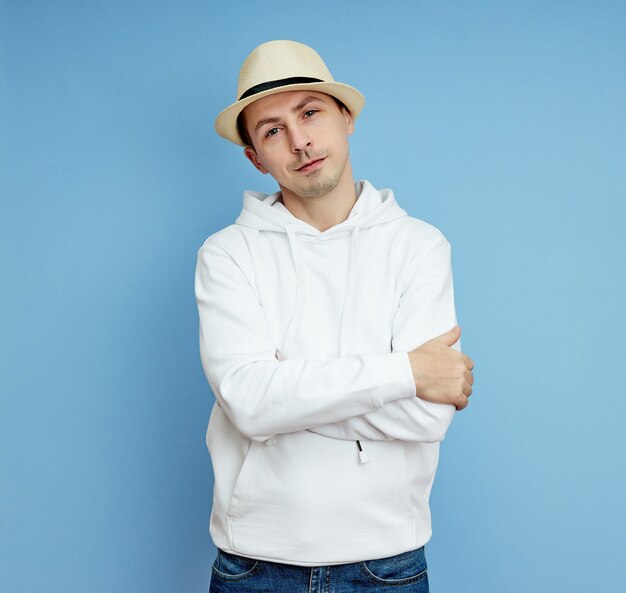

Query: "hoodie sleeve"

xmin=195 ymin=238 xmax=417 ymax=442
xmin=308 ymin=234 xmax=458 ymax=443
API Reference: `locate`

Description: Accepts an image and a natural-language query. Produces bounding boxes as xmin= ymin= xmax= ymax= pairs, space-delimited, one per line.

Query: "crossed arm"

xmin=309 ymin=235 xmax=473 ymax=442
xmin=195 ymin=232 xmax=473 ymax=444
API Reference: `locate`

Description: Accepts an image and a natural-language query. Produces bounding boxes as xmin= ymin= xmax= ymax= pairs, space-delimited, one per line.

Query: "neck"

xmin=278 ymin=161 xmax=357 ymax=232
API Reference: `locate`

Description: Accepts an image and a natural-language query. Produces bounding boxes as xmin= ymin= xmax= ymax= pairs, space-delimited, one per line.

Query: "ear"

xmin=244 ymin=146 xmax=269 ymax=174
xmin=342 ymin=107 xmax=355 ymax=136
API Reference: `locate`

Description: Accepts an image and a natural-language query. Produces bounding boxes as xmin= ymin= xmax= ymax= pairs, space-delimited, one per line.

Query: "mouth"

xmin=295 ymin=157 xmax=326 ymax=173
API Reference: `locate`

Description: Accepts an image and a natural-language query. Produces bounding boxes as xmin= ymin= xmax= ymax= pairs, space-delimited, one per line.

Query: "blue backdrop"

xmin=2 ymin=1 xmax=625 ymax=592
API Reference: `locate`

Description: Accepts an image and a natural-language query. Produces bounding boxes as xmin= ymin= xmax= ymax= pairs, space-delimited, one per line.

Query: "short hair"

xmin=237 ymin=95 xmax=350 ymax=149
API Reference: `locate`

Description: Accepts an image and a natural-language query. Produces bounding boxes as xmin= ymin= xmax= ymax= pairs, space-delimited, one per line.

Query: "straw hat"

xmin=215 ymin=40 xmax=365 ymax=146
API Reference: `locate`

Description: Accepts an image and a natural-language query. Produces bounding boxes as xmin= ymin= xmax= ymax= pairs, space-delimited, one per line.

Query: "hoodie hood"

xmin=235 ymin=179 xmax=407 ymax=235
xmin=234 ymin=179 xmax=408 ymax=361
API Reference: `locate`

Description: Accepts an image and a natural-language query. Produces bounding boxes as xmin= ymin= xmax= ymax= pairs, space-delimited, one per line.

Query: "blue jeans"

xmin=209 ymin=546 xmax=429 ymax=592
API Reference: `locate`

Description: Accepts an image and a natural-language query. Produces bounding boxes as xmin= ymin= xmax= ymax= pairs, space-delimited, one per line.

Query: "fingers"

xmin=454 ymin=351 xmax=475 ymax=408
xmin=455 ymin=395 xmax=469 ymax=411
xmin=455 ymin=385 xmax=471 ymax=410
xmin=459 ymin=374 xmax=473 ymax=410
xmin=411 ymin=332 xmax=476 ymax=410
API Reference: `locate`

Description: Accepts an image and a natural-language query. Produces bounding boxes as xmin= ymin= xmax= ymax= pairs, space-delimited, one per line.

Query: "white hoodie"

xmin=195 ymin=180 xmax=459 ymax=566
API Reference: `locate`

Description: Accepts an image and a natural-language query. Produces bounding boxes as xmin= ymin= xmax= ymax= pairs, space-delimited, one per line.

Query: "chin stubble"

xmin=296 ymin=175 xmax=343 ymax=198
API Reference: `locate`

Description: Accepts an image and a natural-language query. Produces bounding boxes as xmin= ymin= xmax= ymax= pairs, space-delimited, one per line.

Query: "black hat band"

xmin=239 ymin=77 xmax=324 ymax=101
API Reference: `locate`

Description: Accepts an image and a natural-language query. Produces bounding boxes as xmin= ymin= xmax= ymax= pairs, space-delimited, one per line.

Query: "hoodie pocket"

xmin=224 ymin=434 xmax=416 ymax=562
xmin=226 ymin=439 xmax=261 ymax=520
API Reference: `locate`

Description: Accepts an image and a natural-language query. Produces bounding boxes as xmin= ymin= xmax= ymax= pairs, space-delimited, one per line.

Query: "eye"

xmin=265 ymin=127 xmax=280 ymax=138
xmin=303 ymin=109 xmax=318 ymax=118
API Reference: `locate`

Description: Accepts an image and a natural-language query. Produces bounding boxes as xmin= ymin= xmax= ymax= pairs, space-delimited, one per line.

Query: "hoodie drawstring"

xmin=281 ymin=224 xmax=305 ymax=356
xmin=339 ymin=228 xmax=370 ymax=465
xmin=282 ymin=224 xmax=370 ymax=465
xmin=338 ymin=227 xmax=359 ymax=359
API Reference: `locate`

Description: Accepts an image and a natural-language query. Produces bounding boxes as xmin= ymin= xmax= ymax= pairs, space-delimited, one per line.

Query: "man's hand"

xmin=407 ymin=325 xmax=474 ymax=410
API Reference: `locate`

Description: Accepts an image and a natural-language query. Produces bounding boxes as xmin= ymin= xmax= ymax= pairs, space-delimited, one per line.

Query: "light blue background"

xmin=2 ymin=1 xmax=625 ymax=592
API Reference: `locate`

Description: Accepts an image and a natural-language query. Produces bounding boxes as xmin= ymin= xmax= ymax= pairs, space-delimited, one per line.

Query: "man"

xmin=195 ymin=40 xmax=474 ymax=592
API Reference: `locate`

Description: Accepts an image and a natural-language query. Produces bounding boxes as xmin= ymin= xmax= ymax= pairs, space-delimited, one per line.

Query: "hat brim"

xmin=214 ymin=81 xmax=365 ymax=146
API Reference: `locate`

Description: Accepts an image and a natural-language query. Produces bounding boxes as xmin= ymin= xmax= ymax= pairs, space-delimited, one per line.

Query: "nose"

xmin=288 ymin=123 xmax=312 ymax=152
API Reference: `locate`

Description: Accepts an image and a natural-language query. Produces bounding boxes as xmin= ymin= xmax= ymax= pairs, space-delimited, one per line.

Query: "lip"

xmin=295 ymin=158 xmax=325 ymax=173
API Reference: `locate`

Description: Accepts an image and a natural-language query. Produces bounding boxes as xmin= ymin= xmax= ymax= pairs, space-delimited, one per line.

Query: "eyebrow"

xmin=253 ymin=96 xmax=325 ymax=134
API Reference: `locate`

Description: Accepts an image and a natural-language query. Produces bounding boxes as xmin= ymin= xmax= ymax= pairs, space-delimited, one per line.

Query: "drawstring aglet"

xmin=356 ymin=440 xmax=370 ymax=464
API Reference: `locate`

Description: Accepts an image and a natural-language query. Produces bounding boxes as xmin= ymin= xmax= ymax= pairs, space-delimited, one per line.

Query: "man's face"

xmin=241 ymin=90 xmax=354 ymax=200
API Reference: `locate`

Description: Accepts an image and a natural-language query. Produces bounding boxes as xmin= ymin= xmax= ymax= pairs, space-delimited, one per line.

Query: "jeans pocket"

xmin=360 ymin=546 xmax=428 ymax=585
xmin=212 ymin=549 xmax=261 ymax=581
